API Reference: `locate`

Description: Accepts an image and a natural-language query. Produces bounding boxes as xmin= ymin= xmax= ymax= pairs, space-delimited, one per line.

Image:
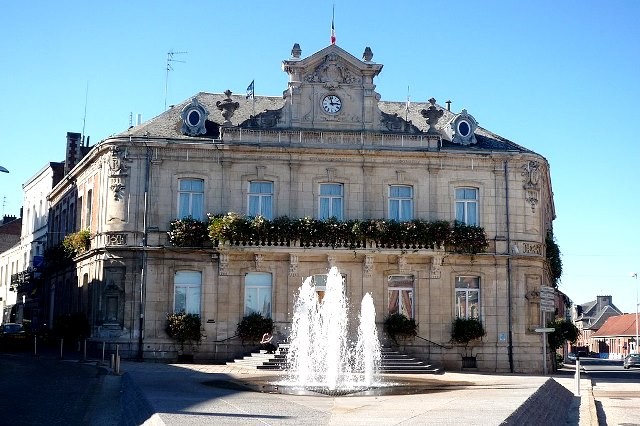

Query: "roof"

xmin=120 ymin=92 xmax=534 ymax=155
xmin=591 ymin=314 xmax=638 ymax=338
xmin=114 ymin=45 xmax=538 ymax=155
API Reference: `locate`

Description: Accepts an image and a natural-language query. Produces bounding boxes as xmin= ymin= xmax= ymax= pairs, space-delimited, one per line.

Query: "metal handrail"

xmin=415 ymin=334 xmax=450 ymax=349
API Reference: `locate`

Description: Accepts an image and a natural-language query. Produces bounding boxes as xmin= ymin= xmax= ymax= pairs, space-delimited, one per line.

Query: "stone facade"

xmin=43 ymin=43 xmax=557 ymax=373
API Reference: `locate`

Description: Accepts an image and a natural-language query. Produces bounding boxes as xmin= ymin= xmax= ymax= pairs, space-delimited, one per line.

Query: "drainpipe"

xmin=138 ymin=146 xmax=151 ymax=361
xmin=504 ymin=160 xmax=514 ymax=373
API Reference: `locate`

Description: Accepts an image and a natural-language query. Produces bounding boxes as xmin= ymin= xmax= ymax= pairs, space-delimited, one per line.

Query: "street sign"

xmin=540 ymin=286 xmax=555 ymax=300
xmin=540 ymin=298 xmax=555 ymax=313
xmin=535 ymin=327 xmax=555 ymax=333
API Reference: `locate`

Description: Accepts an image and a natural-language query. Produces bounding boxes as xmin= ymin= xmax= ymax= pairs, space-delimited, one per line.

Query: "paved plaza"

xmin=116 ymin=361 xmax=597 ymax=426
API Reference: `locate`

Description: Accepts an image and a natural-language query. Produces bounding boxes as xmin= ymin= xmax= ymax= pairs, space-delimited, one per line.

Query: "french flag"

xmin=330 ymin=7 xmax=336 ymax=45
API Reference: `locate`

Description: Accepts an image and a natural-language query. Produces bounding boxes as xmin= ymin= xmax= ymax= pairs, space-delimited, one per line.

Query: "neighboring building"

xmin=44 ymin=43 xmax=558 ymax=373
xmin=573 ymin=295 xmax=623 ymax=354
xmin=0 ymin=215 xmax=22 ymax=322
xmin=591 ymin=314 xmax=638 ymax=358
xmin=0 ymin=163 xmax=64 ymax=327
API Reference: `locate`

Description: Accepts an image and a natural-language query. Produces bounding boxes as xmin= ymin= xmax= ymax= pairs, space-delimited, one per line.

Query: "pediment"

xmin=283 ymin=44 xmax=382 ymax=87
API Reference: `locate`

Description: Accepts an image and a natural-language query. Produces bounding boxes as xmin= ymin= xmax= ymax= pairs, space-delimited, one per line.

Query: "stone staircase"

xmin=227 ymin=344 xmax=443 ymax=374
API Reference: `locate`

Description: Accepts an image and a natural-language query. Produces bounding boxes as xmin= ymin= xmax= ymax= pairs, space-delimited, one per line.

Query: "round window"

xmin=187 ymin=110 xmax=201 ymax=126
xmin=458 ymin=120 xmax=470 ymax=137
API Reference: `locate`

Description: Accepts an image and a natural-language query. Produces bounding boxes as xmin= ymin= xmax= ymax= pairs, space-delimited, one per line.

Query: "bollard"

xmin=110 ymin=354 xmax=115 ymax=370
xmin=575 ymin=357 xmax=581 ymax=396
xmin=83 ymin=340 xmax=87 ymax=361
xmin=115 ymin=355 xmax=121 ymax=375
xmin=60 ymin=338 xmax=64 ymax=359
xmin=34 ymin=336 xmax=37 ymax=357
xmin=102 ymin=341 xmax=106 ymax=364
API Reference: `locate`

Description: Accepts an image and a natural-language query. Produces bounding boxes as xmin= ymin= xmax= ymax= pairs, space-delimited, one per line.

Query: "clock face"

xmin=322 ymin=95 xmax=342 ymax=114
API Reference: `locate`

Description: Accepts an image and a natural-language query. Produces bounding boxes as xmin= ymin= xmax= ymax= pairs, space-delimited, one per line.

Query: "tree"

xmin=547 ymin=318 xmax=579 ymax=352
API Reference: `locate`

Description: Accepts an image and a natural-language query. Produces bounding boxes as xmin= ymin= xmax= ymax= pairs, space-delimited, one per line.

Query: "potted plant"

xmin=165 ymin=312 xmax=203 ymax=362
xmin=450 ymin=317 xmax=486 ymax=368
xmin=236 ymin=312 xmax=273 ymax=344
xmin=383 ymin=313 xmax=418 ymax=345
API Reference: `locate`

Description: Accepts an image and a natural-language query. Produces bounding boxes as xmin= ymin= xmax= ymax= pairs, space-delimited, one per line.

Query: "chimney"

xmin=64 ymin=132 xmax=82 ymax=174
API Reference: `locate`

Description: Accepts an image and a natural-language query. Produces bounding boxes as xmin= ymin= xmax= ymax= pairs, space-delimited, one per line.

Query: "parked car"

xmin=623 ymin=353 xmax=640 ymax=369
xmin=0 ymin=323 xmax=28 ymax=350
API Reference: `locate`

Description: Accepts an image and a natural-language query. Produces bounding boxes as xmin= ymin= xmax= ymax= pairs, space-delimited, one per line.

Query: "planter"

xmin=177 ymin=354 xmax=194 ymax=363
xmin=462 ymin=356 xmax=477 ymax=368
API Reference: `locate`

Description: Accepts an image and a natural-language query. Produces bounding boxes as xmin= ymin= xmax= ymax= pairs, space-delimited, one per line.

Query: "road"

xmin=579 ymin=357 xmax=640 ymax=426
xmin=0 ymin=352 xmax=119 ymax=426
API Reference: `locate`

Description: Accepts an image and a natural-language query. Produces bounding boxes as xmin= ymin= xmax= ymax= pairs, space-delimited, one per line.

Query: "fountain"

xmin=284 ymin=266 xmax=383 ymax=394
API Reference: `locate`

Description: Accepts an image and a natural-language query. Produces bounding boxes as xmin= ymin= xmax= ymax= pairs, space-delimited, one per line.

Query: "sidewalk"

xmin=115 ymin=361 xmax=598 ymax=425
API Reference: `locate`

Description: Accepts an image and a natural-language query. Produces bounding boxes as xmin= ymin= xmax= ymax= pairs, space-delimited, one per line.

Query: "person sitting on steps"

xmin=260 ymin=332 xmax=276 ymax=354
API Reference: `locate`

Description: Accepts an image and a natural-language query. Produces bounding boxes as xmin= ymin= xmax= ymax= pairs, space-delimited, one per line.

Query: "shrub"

xmin=383 ymin=313 xmax=417 ymax=344
xmin=237 ymin=312 xmax=273 ymax=343
xmin=166 ymin=312 xmax=203 ymax=352
xmin=167 ymin=217 xmax=209 ymax=247
xmin=451 ymin=317 xmax=486 ymax=356
xmin=62 ymin=229 xmax=91 ymax=256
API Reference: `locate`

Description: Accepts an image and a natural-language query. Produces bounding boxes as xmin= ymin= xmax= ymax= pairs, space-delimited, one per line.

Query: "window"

xmin=248 ymin=181 xmax=273 ymax=219
xmin=455 ymin=276 xmax=480 ymax=319
xmin=244 ymin=273 xmax=272 ymax=317
xmin=388 ymin=275 xmax=414 ymax=318
xmin=85 ymin=189 xmax=93 ymax=229
xmin=389 ymin=185 xmax=413 ymax=221
xmin=310 ymin=273 xmax=346 ymax=301
xmin=319 ymin=183 xmax=343 ymax=220
xmin=455 ymin=187 xmax=478 ymax=225
xmin=178 ymin=179 xmax=204 ymax=220
xmin=174 ymin=271 xmax=202 ymax=315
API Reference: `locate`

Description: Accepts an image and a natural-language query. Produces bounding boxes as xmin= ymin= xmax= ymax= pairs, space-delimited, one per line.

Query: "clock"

xmin=322 ymin=95 xmax=342 ymax=114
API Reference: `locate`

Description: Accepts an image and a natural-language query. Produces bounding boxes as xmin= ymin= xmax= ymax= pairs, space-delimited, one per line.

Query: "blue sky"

xmin=1 ymin=1 xmax=639 ymax=314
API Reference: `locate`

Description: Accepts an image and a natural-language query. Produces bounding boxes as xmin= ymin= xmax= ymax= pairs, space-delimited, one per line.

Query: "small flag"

xmin=330 ymin=6 xmax=336 ymax=45
xmin=246 ymin=80 xmax=254 ymax=99
xmin=405 ymin=86 xmax=410 ymax=120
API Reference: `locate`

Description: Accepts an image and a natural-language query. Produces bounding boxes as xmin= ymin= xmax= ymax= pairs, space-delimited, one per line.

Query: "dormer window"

xmin=448 ymin=109 xmax=478 ymax=145
xmin=181 ymin=98 xmax=209 ymax=136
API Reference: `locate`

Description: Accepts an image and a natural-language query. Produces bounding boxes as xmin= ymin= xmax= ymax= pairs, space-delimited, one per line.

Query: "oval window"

xmin=187 ymin=110 xmax=201 ymax=126
xmin=458 ymin=121 xmax=470 ymax=137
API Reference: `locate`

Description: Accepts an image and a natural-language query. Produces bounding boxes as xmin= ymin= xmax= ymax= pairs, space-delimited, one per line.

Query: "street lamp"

xmin=0 ymin=166 xmax=8 ymax=173
xmin=632 ymin=273 xmax=639 ymax=354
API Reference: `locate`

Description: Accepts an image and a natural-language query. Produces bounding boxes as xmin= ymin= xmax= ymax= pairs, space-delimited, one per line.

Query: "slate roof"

xmin=591 ymin=314 xmax=638 ymax=338
xmin=120 ymin=92 xmax=534 ymax=155
xmin=576 ymin=297 xmax=623 ymax=330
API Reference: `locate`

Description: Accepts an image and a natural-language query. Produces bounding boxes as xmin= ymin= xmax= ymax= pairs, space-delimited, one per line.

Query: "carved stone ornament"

xmin=364 ymin=255 xmax=374 ymax=277
xmin=431 ymin=254 xmax=444 ymax=279
xmin=304 ymin=54 xmax=362 ymax=87
xmin=291 ymin=43 xmax=302 ymax=59
xmin=362 ymin=47 xmax=373 ymax=62
xmin=108 ymin=146 xmax=129 ymax=201
xmin=398 ymin=255 xmax=408 ymax=273
xmin=420 ymin=98 xmax=444 ymax=134
xmin=218 ymin=253 xmax=229 ymax=276
xmin=239 ymin=108 xmax=282 ymax=129
xmin=521 ymin=161 xmax=541 ymax=212
xmin=327 ymin=255 xmax=336 ymax=269
xmin=289 ymin=254 xmax=299 ymax=277
xmin=449 ymin=109 xmax=478 ymax=145
xmin=181 ymin=97 xmax=209 ymax=136
xmin=254 ymin=254 xmax=264 ymax=270
xmin=216 ymin=90 xmax=240 ymax=127
xmin=381 ymin=111 xmax=420 ymax=133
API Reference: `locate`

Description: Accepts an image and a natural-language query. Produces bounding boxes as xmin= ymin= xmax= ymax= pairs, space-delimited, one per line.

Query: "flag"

xmin=246 ymin=80 xmax=254 ymax=99
xmin=330 ymin=6 xmax=336 ymax=45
